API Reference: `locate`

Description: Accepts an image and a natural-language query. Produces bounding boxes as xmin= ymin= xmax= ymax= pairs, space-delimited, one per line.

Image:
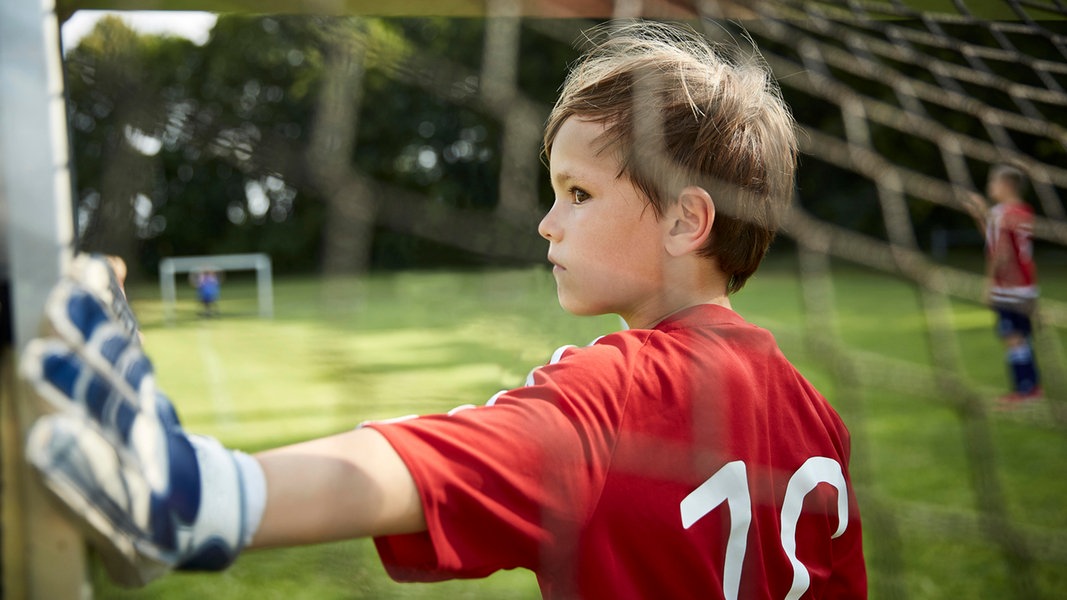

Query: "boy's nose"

xmin=537 ymin=206 xmax=560 ymax=241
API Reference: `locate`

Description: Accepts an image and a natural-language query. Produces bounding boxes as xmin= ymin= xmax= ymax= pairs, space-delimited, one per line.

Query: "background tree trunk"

xmin=308 ymin=23 xmax=376 ymax=276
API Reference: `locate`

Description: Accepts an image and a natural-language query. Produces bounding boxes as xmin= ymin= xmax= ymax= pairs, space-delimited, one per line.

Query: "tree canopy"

xmin=67 ymin=15 xmax=578 ymax=277
xmin=67 ymin=15 xmax=1065 ymax=278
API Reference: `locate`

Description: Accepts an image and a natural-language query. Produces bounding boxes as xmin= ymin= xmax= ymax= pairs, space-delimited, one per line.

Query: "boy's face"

xmin=987 ymin=176 xmax=1005 ymax=203
xmin=987 ymin=175 xmax=1014 ymax=204
xmin=539 ymin=117 xmax=669 ymax=327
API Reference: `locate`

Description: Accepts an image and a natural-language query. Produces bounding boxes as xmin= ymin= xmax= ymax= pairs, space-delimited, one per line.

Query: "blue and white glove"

xmin=20 ymin=255 xmax=263 ymax=587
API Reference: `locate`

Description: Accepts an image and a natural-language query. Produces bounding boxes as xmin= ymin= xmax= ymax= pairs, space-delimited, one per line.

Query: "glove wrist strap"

xmin=233 ymin=450 xmax=266 ymax=548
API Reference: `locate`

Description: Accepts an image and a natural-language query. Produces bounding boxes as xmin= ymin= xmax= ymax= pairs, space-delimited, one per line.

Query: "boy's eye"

xmin=571 ymin=187 xmax=590 ymax=204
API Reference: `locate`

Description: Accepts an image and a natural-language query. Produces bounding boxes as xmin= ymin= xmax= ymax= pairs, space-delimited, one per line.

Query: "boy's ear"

xmin=665 ymin=186 xmax=715 ymax=257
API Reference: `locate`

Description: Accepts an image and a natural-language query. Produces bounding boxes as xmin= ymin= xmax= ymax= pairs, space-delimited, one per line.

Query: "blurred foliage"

xmin=64 ymin=14 xmax=1066 ymax=279
xmin=66 ymin=15 xmax=578 ymax=278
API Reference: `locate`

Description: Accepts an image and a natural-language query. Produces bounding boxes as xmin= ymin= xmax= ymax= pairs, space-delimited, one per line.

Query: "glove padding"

xmin=21 ymin=255 xmax=248 ymax=587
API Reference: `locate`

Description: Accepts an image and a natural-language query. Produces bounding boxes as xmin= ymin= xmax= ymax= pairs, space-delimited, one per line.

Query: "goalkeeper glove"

xmin=21 ymin=255 xmax=264 ymax=587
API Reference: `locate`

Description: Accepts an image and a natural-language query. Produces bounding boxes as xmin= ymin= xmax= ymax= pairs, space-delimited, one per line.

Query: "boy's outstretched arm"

xmin=20 ymin=255 xmax=425 ymax=587
xmin=251 ymin=428 xmax=425 ymax=548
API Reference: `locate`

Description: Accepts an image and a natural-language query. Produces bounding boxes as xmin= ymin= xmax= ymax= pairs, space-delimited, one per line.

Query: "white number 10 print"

xmin=680 ymin=457 xmax=849 ymax=600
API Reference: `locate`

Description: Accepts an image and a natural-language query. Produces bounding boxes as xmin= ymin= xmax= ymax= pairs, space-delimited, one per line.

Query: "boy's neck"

xmin=622 ymin=262 xmax=733 ymax=329
xmin=622 ymin=295 xmax=732 ymax=330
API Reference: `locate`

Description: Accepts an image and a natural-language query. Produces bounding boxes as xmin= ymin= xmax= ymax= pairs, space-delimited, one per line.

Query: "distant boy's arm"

xmin=251 ymin=427 xmax=426 ymax=548
xmin=963 ymin=191 xmax=988 ymax=231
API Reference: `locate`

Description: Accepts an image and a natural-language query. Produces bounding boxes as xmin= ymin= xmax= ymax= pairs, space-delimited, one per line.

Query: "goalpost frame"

xmin=159 ymin=253 xmax=274 ymax=323
xmin=0 ymin=0 xmax=86 ymax=598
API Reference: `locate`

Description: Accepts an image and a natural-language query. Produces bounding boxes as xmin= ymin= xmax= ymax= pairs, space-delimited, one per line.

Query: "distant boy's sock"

xmin=1006 ymin=342 xmax=1039 ymax=394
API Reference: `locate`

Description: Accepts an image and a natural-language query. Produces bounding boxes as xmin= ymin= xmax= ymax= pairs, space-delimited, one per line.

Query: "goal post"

xmin=159 ymin=253 xmax=274 ymax=323
xmin=0 ymin=0 xmax=88 ymax=597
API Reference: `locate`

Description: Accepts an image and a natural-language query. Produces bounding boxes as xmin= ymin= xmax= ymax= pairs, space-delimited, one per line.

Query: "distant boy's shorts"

xmin=995 ymin=308 xmax=1032 ymax=338
xmin=198 ymin=283 xmax=220 ymax=304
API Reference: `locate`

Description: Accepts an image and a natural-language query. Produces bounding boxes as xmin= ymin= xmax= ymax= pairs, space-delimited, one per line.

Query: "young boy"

xmin=190 ymin=268 xmax=222 ymax=317
xmin=22 ymin=22 xmax=867 ymax=599
xmin=967 ymin=165 xmax=1041 ymax=403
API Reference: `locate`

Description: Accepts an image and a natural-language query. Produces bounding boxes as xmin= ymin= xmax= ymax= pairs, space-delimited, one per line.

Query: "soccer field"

xmin=95 ymin=259 xmax=1067 ymax=599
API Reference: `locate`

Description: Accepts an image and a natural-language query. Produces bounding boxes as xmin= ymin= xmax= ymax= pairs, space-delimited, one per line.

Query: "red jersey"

xmin=369 ymin=304 xmax=866 ymax=599
xmin=986 ymin=202 xmax=1038 ymax=307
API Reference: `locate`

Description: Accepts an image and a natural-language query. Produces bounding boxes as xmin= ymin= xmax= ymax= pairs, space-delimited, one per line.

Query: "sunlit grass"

xmin=94 ymin=260 xmax=1067 ymax=599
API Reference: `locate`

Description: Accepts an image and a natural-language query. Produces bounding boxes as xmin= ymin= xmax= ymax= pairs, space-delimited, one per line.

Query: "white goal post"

xmin=159 ymin=253 xmax=274 ymax=323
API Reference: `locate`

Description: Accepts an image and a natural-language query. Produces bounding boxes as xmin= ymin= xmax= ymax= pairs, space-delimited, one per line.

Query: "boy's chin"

xmin=556 ymin=294 xmax=611 ymax=319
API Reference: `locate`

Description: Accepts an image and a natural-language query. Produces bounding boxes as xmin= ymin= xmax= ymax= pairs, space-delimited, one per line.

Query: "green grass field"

xmin=94 ymin=257 xmax=1067 ymax=599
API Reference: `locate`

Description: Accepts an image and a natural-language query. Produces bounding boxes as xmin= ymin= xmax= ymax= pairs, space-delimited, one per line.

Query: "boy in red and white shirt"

xmin=968 ymin=164 xmax=1041 ymax=403
xmin=22 ymin=21 xmax=867 ymax=599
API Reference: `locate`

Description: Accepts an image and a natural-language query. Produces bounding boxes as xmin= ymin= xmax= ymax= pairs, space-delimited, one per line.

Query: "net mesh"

xmin=64 ymin=1 xmax=1067 ymax=597
xmin=697 ymin=3 xmax=1067 ymax=598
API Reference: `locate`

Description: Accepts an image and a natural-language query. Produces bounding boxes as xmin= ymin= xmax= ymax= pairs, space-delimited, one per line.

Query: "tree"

xmin=66 ymin=16 xmax=195 ymax=277
xmin=64 ymin=16 xmax=581 ymax=276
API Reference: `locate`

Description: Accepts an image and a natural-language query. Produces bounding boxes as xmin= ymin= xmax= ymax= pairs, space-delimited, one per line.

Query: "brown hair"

xmin=544 ymin=21 xmax=797 ymax=293
xmin=989 ymin=163 xmax=1028 ymax=196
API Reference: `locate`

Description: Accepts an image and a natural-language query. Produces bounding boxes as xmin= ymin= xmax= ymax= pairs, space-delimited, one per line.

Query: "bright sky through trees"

xmin=61 ymin=10 xmax=217 ymax=50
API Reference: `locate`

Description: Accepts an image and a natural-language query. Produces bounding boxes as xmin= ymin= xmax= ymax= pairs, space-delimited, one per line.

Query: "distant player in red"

xmin=967 ymin=165 xmax=1041 ymax=403
xmin=21 ymin=21 xmax=867 ymax=599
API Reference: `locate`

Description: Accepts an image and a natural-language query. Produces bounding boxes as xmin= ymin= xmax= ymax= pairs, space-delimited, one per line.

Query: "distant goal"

xmin=158 ymin=253 xmax=274 ymax=323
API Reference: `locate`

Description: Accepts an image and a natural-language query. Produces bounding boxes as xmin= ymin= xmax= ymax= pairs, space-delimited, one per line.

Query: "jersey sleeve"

xmin=366 ymin=336 xmax=643 ymax=582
